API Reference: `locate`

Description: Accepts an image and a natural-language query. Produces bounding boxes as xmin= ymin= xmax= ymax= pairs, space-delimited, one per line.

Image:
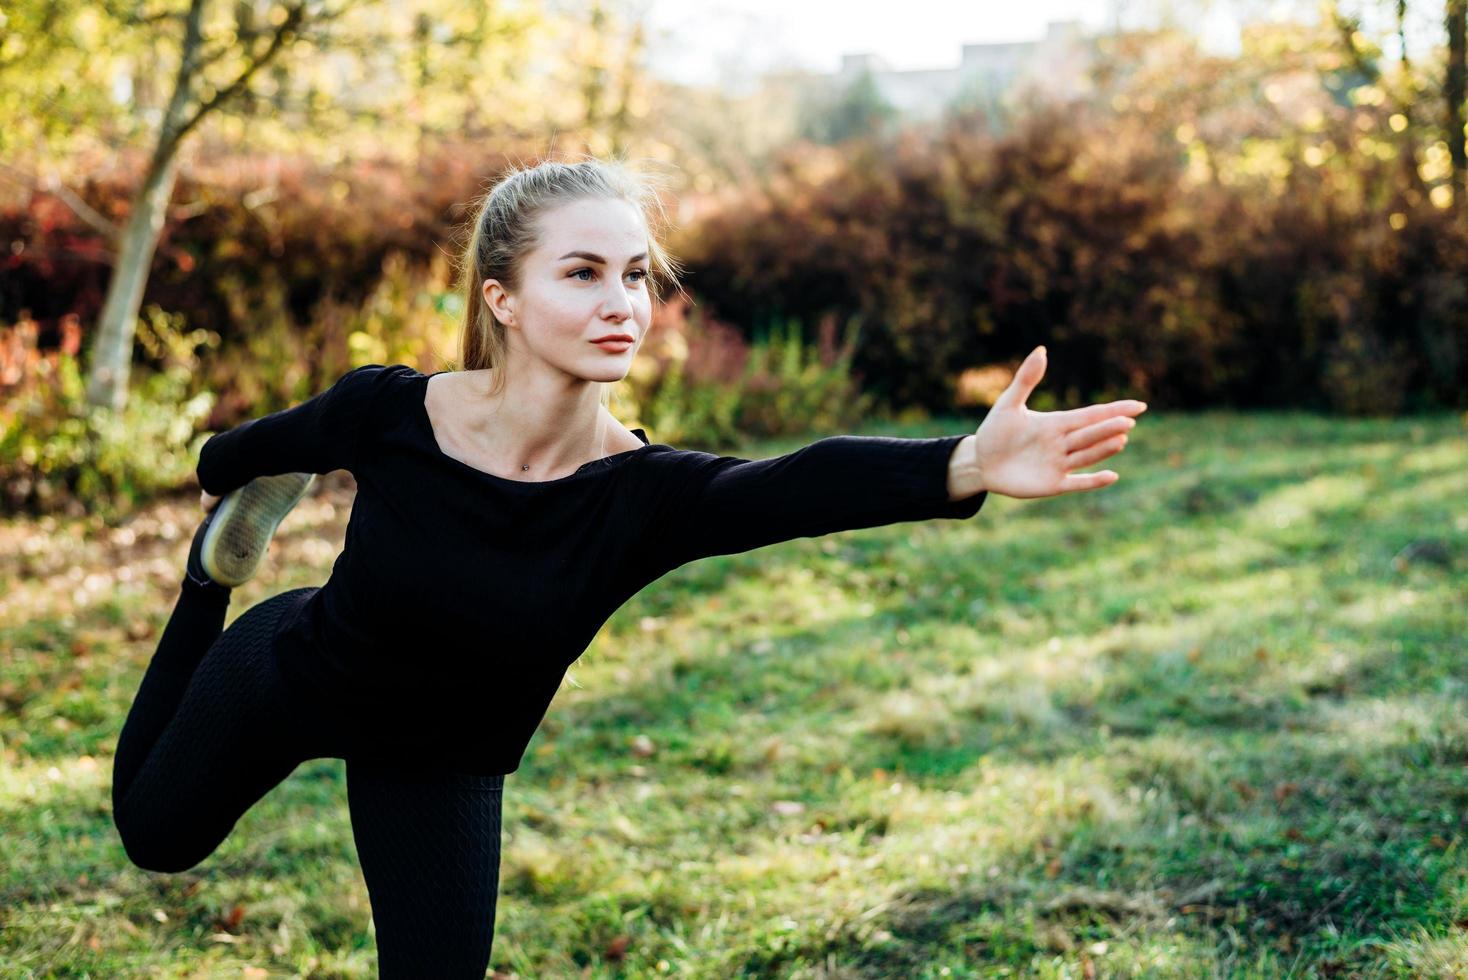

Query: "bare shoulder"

xmin=425 ymin=370 xmax=492 ymax=420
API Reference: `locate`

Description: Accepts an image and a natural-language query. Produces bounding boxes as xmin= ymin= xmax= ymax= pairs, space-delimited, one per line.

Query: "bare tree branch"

xmin=1398 ymin=0 xmax=1410 ymax=70
xmin=201 ymin=1 xmax=354 ymax=62
xmin=0 ymin=161 xmax=119 ymax=238
xmin=167 ymin=2 xmax=308 ymax=153
xmin=152 ymin=0 xmax=208 ymax=160
xmin=1327 ymin=0 xmax=1431 ymax=201
xmin=1450 ymin=0 xmax=1467 ymax=205
xmin=84 ymin=0 xmax=187 ymax=30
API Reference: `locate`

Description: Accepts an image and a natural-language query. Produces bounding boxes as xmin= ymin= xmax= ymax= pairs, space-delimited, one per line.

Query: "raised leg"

xmin=112 ymin=575 xmax=233 ymax=805
xmin=111 ymin=585 xmax=329 ymax=872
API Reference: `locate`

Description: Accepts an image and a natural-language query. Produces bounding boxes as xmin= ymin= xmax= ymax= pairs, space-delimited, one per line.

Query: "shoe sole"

xmin=200 ymin=472 xmax=317 ymax=587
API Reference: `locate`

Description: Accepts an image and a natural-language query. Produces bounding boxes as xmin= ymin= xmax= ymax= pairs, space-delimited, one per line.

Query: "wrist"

xmin=946 ymin=434 xmax=985 ymax=500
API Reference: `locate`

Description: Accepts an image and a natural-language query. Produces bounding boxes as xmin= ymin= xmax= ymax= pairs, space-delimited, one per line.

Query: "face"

xmin=482 ymin=196 xmax=653 ymax=384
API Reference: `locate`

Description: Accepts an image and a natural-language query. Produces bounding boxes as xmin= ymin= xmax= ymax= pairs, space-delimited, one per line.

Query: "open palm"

xmin=971 ymin=346 xmax=1148 ymax=499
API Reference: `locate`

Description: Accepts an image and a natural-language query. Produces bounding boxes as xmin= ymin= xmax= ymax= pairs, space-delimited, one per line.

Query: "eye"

xmin=570 ymin=267 xmax=648 ymax=283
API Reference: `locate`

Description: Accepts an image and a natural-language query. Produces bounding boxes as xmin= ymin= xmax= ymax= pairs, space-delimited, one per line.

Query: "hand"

xmin=966 ymin=346 xmax=1147 ymax=499
xmin=200 ymin=490 xmax=223 ymax=513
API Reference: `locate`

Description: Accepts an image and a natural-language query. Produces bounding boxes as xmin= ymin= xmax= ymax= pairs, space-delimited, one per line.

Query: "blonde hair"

xmin=452 ymin=155 xmax=685 ymax=407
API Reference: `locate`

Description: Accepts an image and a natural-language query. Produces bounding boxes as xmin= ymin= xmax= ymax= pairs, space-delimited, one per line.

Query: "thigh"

xmin=115 ymin=589 xmax=337 ymax=872
xmin=345 ymin=759 xmax=506 ymax=979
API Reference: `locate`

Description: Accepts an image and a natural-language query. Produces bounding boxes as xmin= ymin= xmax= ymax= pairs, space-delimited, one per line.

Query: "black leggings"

xmin=111 ymin=578 xmax=505 ymax=979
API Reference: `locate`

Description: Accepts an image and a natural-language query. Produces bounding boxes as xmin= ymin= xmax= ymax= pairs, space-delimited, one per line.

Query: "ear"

xmin=482 ymin=278 xmax=515 ymax=327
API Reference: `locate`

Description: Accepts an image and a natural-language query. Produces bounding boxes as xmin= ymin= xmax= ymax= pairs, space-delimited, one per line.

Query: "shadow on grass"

xmin=3 ymin=411 xmax=1462 ymax=975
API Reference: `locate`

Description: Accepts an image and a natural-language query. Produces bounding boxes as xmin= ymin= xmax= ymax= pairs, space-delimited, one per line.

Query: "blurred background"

xmin=4 ymin=0 xmax=1466 ymax=516
xmin=2 ymin=2 xmax=1466 ymax=977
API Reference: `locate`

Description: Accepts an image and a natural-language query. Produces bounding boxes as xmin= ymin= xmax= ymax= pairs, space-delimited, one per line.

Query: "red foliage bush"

xmin=0 ymin=137 xmax=529 ymax=374
xmin=673 ymin=104 xmax=1468 ymax=415
xmin=7 ymin=114 xmax=1465 ymax=420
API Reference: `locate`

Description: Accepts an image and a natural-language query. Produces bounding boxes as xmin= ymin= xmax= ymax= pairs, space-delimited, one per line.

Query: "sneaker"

xmin=185 ymin=472 xmax=318 ymax=588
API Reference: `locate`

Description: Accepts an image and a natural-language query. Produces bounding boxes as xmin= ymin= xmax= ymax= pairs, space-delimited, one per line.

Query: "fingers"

xmin=1051 ymin=391 xmax=1142 ymax=495
xmin=1066 ymin=432 xmax=1128 ymax=469
xmin=1061 ymin=399 xmax=1148 ymax=431
xmin=1064 ymin=414 xmax=1135 ymax=454
xmin=1060 ymin=471 xmax=1119 ymax=492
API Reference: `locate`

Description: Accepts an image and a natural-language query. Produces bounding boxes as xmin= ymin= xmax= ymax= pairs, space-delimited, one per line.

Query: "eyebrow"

xmin=556 ymin=250 xmax=649 ymax=264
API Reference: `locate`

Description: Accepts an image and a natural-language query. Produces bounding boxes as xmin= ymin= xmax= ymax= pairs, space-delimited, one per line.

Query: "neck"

xmin=454 ymin=363 xmax=610 ymax=477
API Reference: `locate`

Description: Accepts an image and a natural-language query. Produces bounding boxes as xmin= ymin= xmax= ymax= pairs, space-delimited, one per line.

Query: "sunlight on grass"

xmin=1378 ymin=922 xmax=1468 ymax=976
xmin=1312 ymin=692 xmax=1468 ymax=744
xmin=0 ymin=752 xmax=106 ymax=807
xmin=1365 ymin=468 xmax=1468 ymax=515
xmin=3 ymin=412 xmax=1464 ymax=976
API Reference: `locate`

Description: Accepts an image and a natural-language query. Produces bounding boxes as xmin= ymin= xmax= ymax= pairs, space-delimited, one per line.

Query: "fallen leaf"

xmin=605 ymin=934 xmax=631 ymax=961
xmin=215 ymin=904 xmax=246 ymax=933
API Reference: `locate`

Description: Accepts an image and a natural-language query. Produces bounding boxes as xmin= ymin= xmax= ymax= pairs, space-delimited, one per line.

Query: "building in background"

xmin=828 ymin=20 xmax=1097 ymax=123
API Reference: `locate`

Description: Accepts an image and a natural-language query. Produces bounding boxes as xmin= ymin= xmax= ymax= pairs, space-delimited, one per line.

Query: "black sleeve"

xmin=642 ymin=433 xmax=987 ymax=572
xmin=195 ymin=363 xmax=394 ymax=497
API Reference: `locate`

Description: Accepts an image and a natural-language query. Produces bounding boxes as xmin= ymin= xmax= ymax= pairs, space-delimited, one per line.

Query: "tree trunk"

xmin=82 ymin=153 xmax=180 ymax=410
xmin=1449 ymin=0 xmax=1466 ymax=210
xmin=78 ymin=0 xmax=313 ymax=409
xmin=84 ymin=0 xmax=206 ymax=411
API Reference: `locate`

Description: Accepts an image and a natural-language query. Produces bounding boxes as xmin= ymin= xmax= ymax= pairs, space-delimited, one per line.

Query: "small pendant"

xmin=522 ymin=464 xmax=530 ymax=471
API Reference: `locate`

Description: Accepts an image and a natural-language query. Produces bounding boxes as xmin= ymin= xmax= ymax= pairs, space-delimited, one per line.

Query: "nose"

xmin=601 ymin=279 xmax=634 ymax=324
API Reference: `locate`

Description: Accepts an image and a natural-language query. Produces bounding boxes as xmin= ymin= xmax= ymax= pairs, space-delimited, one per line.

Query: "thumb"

xmin=996 ymin=346 xmax=1046 ymax=409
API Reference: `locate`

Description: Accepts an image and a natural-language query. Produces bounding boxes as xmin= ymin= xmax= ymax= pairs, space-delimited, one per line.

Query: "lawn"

xmin=1 ymin=410 xmax=1465 ymax=978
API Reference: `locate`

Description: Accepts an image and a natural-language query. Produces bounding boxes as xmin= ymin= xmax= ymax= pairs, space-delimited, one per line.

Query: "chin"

xmin=582 ymin=363 xmax=633 ymax=383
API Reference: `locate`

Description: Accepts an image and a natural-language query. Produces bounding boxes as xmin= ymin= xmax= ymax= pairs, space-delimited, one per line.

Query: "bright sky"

xmin=638 ymin=0 xmax=1252 ymax=90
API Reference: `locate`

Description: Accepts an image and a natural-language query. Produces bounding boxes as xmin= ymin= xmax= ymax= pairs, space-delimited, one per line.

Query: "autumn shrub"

xmin=195 ymin=251 xmax=461 ymax=423
xmin=0 ymin=137 xmax=513 ymax=407
xmin=673 ymin=111 xmax=1217 ymax=413
xmin=729 ymin=315 xmax=876 ymax=438
xmin=673 ymin=98 xmax=1468 ymax=416
xmin=624 ymin=300 xmax=873 ymax=449
xmin=11 ymin=59 xmax=1467 ymax=452
xmin=0 ymin=307 xmax=217 ymax=519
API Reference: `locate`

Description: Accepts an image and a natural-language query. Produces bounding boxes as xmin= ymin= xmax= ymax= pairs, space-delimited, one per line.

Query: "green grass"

xmin=1 ymin=409 xmax=1465 ymax=978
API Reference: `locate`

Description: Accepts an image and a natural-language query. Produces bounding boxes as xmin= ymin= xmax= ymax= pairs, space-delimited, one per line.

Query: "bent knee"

xmin=114 ymin=810 xmax=208 ymax=874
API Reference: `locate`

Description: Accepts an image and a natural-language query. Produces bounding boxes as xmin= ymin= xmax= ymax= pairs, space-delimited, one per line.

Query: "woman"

xmin=110 ymin=157 xmax=1146 ymax=977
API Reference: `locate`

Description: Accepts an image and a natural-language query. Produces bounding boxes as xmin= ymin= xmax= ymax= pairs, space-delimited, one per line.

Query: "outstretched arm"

xmin=195 ymin=363 xmax=393 ymax=497
xmin=641 ymin=432 xmax=988 ymax=573
xmin=638 ymin=345 xmax=1148 ymax=575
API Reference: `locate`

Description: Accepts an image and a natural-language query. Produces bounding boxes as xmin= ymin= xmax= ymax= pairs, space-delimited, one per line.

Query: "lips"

xmin=591 ymin=334 xmax=634 ymax=343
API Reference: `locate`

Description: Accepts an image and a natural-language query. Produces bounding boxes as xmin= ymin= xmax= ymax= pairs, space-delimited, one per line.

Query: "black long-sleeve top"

xmin=196 ymin=364 xmax=989 ymax=774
